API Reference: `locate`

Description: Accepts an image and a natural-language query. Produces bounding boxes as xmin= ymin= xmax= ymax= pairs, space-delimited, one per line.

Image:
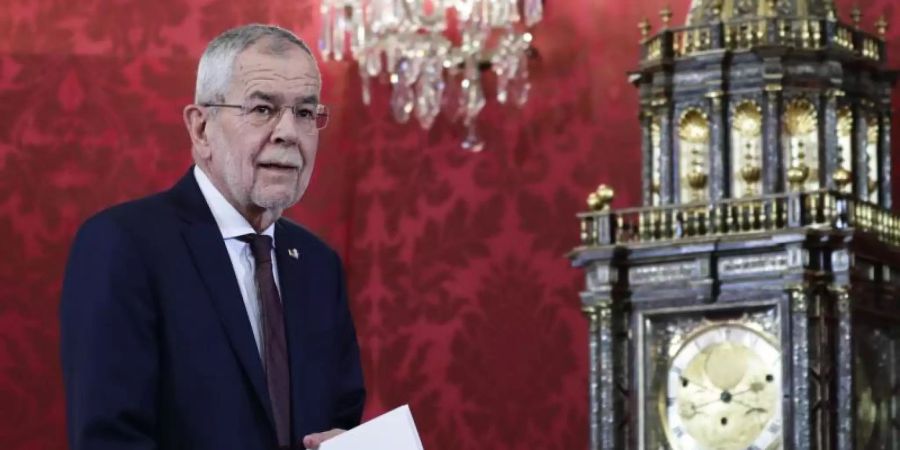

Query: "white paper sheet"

xmin=318 ymin=404 xmax=424 ymax=450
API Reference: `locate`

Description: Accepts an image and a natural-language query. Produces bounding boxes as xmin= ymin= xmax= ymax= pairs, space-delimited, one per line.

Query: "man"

xmin=60 ymin=24 xmax=365 ymax=450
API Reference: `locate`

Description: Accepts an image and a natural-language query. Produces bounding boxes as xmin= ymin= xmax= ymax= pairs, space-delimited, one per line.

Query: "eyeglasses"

xmin=202 ymin=102 xmax=329 ymax=133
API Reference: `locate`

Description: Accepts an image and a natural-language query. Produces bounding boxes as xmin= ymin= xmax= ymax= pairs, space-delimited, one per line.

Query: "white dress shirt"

xmin=194 ymin=166 xmax=280 ymax=355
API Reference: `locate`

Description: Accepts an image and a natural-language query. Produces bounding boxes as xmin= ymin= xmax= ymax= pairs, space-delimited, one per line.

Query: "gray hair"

xmin=194 ymin=24 xmax=315 ymax=104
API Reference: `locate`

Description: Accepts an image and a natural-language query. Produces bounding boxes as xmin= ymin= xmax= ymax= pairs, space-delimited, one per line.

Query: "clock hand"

xmin=729 ymin=387 xmax=753 ymax=397
xmin=743 ymin=406 xmax=768 ymax=415
xmin=694 ymin=396 xmax=724 ymax=409
xmin=693 ymin=386 xmax=762 ymax=410
xmin=732 ymin=398 xmax=766 ymax=412
xmin=731 ymin=380 xmax=768 ymax=398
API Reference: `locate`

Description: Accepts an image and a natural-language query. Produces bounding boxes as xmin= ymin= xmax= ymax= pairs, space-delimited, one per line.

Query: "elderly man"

xmin=60 ymin=24 xmax=365 ymax=450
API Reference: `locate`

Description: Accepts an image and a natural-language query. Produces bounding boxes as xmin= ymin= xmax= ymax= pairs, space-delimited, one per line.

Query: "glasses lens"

xmin=243 ymin=104 xmax=276 ymax=126
xmin=315 ymin=104 xmax=329 ymax=130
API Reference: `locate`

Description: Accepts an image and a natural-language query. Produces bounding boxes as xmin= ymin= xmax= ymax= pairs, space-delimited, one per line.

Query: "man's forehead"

xmin=242 ymin=82 xmax=320 ymax=97
xmin=232 ymin=62 xmax=321 ymax=101
xmin=233 ymin=45 xmax=320 ymax=83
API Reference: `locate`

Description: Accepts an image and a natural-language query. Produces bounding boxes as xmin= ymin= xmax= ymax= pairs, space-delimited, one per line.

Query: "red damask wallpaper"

xmin=0 ymin=0 xmax=898 ymax=449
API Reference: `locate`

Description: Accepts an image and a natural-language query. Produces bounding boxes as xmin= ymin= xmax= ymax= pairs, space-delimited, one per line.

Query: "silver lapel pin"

xmin=288 ymin=248 xmax=299 ymax=260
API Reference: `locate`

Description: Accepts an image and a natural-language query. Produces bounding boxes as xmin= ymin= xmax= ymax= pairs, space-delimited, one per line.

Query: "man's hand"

xmin=302 ymin=428 xmax=345 ymax=449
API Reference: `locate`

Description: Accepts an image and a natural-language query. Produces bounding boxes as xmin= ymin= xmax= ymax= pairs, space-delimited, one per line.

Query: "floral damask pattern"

xmin=1 ymin=0 xmax=898 ymax=449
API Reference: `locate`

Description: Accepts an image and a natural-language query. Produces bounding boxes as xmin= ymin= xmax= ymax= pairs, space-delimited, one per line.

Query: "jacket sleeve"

xmin=60 ymin=214 xmax=159 ymax=450
xmin=329 ymin=252 xmax=366 ymax=430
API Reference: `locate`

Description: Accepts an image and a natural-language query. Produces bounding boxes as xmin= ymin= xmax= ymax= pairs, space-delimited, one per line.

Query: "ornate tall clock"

xmin=570 ymin=1 xmax=900 ymax=449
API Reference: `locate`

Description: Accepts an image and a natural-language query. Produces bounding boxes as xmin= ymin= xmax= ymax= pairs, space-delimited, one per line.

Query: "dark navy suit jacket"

xmin=60 ymin=169 xmax=365 ymax=450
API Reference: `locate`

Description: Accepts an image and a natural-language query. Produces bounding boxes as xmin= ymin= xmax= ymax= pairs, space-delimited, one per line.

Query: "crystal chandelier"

xmin=318 ymin=0 xmax=543 ymax=151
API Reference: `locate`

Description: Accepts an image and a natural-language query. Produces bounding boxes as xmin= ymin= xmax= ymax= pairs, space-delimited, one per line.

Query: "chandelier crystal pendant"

xmin=319 ymin=0 xmax=543 ymax=151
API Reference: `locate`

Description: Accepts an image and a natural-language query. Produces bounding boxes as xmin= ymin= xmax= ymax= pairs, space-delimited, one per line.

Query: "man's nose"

xmin=271 ymin=107 xmax=300 ymax=146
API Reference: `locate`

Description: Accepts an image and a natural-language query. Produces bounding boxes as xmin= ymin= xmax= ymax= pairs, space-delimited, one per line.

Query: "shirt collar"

xmin=193 ymin=166 xmax=276 ymax=245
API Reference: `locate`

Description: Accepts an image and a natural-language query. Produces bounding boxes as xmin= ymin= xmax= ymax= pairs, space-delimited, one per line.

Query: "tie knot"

xmin=238 ymin=233 xmax=273 ymax=263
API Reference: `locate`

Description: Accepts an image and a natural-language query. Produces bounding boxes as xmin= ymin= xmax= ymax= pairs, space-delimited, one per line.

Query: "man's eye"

xmin=249 ymin=105 xmax=274 ymax=115
xmin=295 ymin=108 xmax=315 ymax=119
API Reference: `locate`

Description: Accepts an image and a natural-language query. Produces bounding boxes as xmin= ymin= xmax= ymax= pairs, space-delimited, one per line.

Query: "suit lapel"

xmin=169 ymin=169 xmax=276 ymax=432
xmin=274 ymin=224 xmax=307 ymax=332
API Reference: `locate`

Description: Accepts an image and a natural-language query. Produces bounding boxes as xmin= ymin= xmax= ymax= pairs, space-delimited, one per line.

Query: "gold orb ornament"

xmin=587 ymin=185 xmax=615 ymax=211
xmin=596 ymin=184 xmax=615 ymax=210
xmin=787 ymin=164 xmax=810 ymax=191
xmin=587 ymin=192 xmax=601 ymax=211
xmin=687 ymin=167 xmax=709 ymax=191
xmin=833 ymin=166 xmax=852 ymax=192
xmin=660 ymin=5 xmax=673 ymax=28
xmin=740 ymin=147 xmax=762 ymax=196
xmin=787 ymin=142 xmax=810 ymax=190
xmin=639 ymin=18 xmax=651 ymax=39
xmin=876 ymin=15 xmax=888 ymax=38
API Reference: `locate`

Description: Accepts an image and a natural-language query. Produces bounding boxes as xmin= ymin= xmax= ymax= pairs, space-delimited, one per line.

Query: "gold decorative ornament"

xmin=679 ymin=109 xmax=711 ymax=144
xmin=651 ymin=116 xmax=662 ymax=144
xmin=867 ymin=114 xmax=879 ymax=144
xmin=588 ymin=184 xmax=615 ymax=211
xmin=866 ymin=114 xmax=879 ymax=199
xmin=639 ymin=18 xmax=652 ymax=39
xmin=587 ymin=192 xmax=601 ymax=211
xmin=787 ymin=142 xmax=810 ymax=191
xmin=783 ymin=99 xmax=817 ymax=192
xmin=707 ymin=0 xmax=723 ymax=20
xmin=765 ymin=0 xmax=778 ymax=17
xmin=661 ymin=5 xmax=673 ymax=28
xmin=732 ymin=101 xmax=762 ymax=198
xmin=837 ymin=108 xmax=853 ymax=171
xmin=740 ymin=143 xmax=762 ymax=196
xmin=733 ymin=101 xmax=762 ymax=138
xmin=687 ymin=162 xmax=709 ymax=191
xmin=837 ymin=106 xmax=852 ymax=138
xmin=679 ymin=109 xmax=710 ymax=202
xmin=875 ymin=15 xmax=888 ymax=38
xmin=833 ymin=166 xmax=852 ymax=192
xmin=661 ymin=323 xmax=783 ymax=450
xmin=784 ymin=98 xmax=817 ymax=136
xmin=850 ymin=4 xmax=861 ymax=29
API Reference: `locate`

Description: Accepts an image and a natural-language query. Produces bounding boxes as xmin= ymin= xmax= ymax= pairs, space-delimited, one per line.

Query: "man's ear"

xmin=184 ymin=104 xmax=212 ymax=159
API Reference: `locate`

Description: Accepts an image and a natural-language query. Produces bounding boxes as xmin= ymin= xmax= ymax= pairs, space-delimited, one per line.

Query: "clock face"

xmin=662 ymin=324 xmax=783 ymax=450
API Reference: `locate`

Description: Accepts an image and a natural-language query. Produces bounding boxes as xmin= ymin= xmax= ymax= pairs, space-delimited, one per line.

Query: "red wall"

xmin=1 ymin=0 xmax=898 ymax=449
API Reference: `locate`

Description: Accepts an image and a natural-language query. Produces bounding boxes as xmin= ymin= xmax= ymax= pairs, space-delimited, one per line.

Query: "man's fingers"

xmin=302 ymin=428 xmax=346 ymax=449
xmin=302 ymin=433 xmax=320 ymax=448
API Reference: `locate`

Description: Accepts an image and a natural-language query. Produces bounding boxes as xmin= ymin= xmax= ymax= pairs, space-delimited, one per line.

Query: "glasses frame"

xmin=202 ymin=102 xmax=329 ymax=133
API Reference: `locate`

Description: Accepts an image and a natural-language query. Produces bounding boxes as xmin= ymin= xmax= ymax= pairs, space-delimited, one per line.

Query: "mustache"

xmin=255 ymin=153 xmax=303 ymax=169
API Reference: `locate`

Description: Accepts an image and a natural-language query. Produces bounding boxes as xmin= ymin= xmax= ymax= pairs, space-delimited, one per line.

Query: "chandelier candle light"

xmin=319 ymin=0 xmax=543 ymax=151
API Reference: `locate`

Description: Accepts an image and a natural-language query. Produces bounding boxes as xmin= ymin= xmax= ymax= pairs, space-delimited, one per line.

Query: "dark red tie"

xmin=239 ymin=234 xmax=291 ymax=449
